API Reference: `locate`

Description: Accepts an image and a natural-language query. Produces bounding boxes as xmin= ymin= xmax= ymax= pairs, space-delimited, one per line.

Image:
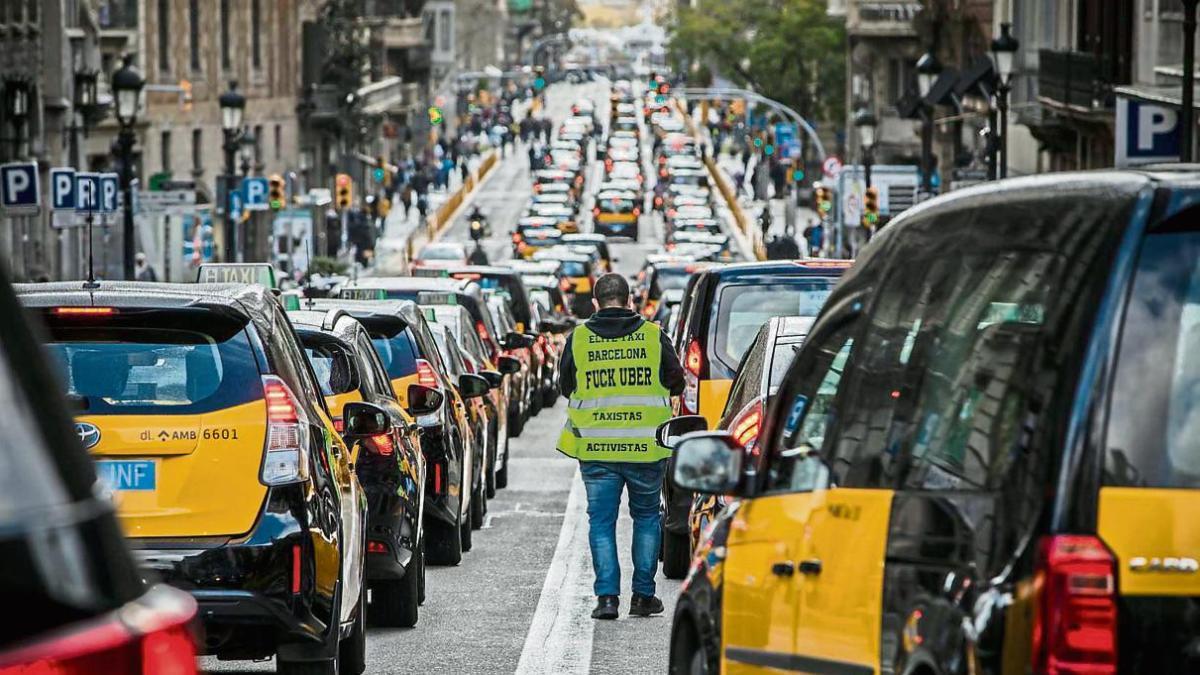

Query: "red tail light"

xmin=368 ymin=540 xmax=388 ymax=554
xmin=559 ymin=277 xmax=572 ymax=291
xmin=593 ymin=206 xmax=601 ymax=217
xmin=1032 ymin=535 xmax=1118 ymax=674
xmin=369 ymin=433 xmax=395 ymax=456
xmin=434 ymin=463 xmax=444 ymax=494
xmin=537 ymin=334 xmax=548 ymax=348
xmin=730 ymin=399 xmax=764 ymax=454
xmin=263 ymin=377 xmax=299 ymax=423
xmin=53 ymin=306 xmax=117 ymax=316
xmin=512 ymin=232 xmax=523 ymax=243
xmin=685 ymin=338 xmax=703 ymax=376
xmin=332 ymin=417 xmax=344 ymax=433
xmin=632 ymin=207 xmax=641 ymax=216
xmin=475 ymin=320 xmax=491 ymax=345
xmin=416 ymin=358 xmax=438 ymax=388
xmin=292 ymin=543 xmax=302 ymax=594
xmin=654 ymin=196 xmax=663 ymax=206
xmin=261 ymin=376 xmax=310 ymax=486
xmin=667 ymin=209 xmax=676 ymax=218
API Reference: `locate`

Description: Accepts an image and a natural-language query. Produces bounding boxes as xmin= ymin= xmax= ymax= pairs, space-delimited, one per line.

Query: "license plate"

xmin=96 ymin=460 xmax=157 ymax=491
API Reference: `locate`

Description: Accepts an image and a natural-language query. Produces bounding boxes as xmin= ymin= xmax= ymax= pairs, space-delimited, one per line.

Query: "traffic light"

xmin=428 ymin=106 xmax=444 ymax=126
xmin=267 ymin=174 xmax=285 ymax=211
xmin=862 ymin=186 xmax=880 ymax=228
xmin=373 ymin=156 xmax=387 ymax=184
xmin=335 ymin=173 xmax=353 ymax=210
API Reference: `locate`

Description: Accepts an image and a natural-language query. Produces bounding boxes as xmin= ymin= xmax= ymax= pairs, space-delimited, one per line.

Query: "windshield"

xmin=650 ymin=269 xmax=692 ymax=298
xmin=713 ymin=279 xmax=836 ymax=372
xmin=599 ymin=197 xmax=635 ymax=211
xmin=1106 ymin=222 xmax=1200 ymax=487
xmin=43 ymin=319 xmax=260 ymax=415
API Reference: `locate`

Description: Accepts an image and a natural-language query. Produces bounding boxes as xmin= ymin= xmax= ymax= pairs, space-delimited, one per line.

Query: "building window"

xmin=157 ymin=0 xmax=170 ymax=74
xmin=189 ymin=0 xmax=201 ymax=71
xmin=251 ymin=0 xmax=262 ymax=69
xmin=192 ymin=129 xmax=203 ymax=174
xmin=424 ymin=11 xmax=436 ymax=45
xmin=161 ymin=130 xmax=172 ymax=173
xmin=220 ymin=0 xmax=231 ymax=70
xmin=886 ymin=58 xmax=913 ymax=105
xmin=439 ymin=9 xmax=451 ymax=53
xmin=254 ymin=124 xmax=264 ymax=167
xmin=274 ymin=124 xmax=282 ymax=161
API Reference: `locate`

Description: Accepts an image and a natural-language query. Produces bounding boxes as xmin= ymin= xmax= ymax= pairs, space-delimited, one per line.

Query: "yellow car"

xmin=665 ymin=169 xmax=1200 ymax=675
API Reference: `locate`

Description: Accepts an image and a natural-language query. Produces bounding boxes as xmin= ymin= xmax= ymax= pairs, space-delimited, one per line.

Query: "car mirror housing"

xmin=671 ymin=432 xmax=744 ymax=496
xmin=497 ymin=355 xmax=522 ymax=375
xmin=480 ymin=370 xmax=503 ymax=388
xmin=342 ymin=402 xmax=392 ymax=437
xmin=406 ymin=384 xmax=444 ymax=416
xmin=656 ymin=414 xmax=708 ymax=448
xmin=457 ymin=373 xmax=491 ymax=399
xmin=501 ymin=332 xmax=536 ymax=349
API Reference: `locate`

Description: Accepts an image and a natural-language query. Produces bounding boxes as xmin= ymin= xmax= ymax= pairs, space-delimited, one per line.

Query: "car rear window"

xmin=420 ymin=244 xmax=464 ymax=260
xmin=1106 ymin=220 xmax=1200 ymax=488
xmin=370 ymin=329 xmax=419 ymax=380
xmin=713 ymin=279 xmax=835 ymax=373
xmin=302 ymin=340 xmax=360 ymax=396
xmin=599 ymin=197 xmax=634 ymax=211
xmin=42 ymin=314 xmax=261 ymax=415
xmin=560 ymin=261 xmax=589 ymax=276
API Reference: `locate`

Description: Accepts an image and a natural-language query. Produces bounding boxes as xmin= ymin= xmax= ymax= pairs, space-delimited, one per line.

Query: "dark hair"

xmin=593 ymin=273 xmax=630 ymax=308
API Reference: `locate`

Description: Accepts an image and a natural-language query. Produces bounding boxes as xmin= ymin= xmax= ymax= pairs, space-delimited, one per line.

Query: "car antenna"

xmin=82 ymin=209 xmax=100 ymax=290
xmin=304 ymin=234 xmax=316 ymax=310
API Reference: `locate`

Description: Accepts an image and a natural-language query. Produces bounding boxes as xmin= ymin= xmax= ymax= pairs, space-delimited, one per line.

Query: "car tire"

xmin=338 ymin=582 xmax=367 ymax=675
xmin=276 ymin=659 xmax=337 ymax=675
xmin=417 ymin=536 xmax=427 ymax=605
xmin=368 ymin=539 xmax=421 ymax=628
xmin=486 ymin=427 xmax=498 ymax=499
xmin=542 ymin=387 xmax=557 ymax=408
xmin=460 ymin=505 xmax=474 ymax=552
xmin=496 ymin=452 xmax=510 ymax=489
xmin=509 ymin=408 xmax=525 ymax=437
xmin=426 ymin=512 xmax=463 ymax=566
xmin=662 ymin=530 xmax=691 ymax=580
xmin=470 ymin=480 xmax=486 ymax=530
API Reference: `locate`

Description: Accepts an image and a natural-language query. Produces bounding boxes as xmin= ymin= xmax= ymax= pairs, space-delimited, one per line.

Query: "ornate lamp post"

xmin=219 ymin=81 xmax=246 ymax=262
xmin=916 ymin=50 xmax=941 ymax=196
xmin=854 ymin=106 xmax=877 ymax=189
xmin=991 ymin=23 xmax=1019 ymax=178
xmin=110 ymin=55 xmax=144 ymax=280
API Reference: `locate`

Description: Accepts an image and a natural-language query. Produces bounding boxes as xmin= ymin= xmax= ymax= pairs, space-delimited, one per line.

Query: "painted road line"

xmin=515 ymin=468 xmax=594 ymax=675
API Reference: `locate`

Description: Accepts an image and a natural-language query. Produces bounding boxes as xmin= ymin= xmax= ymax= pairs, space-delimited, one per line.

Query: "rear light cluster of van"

xmin=729 ymin=398 xmax=764 ymax=454
xmin=682 ymin=338 xmax=702 ymax=415
xmin=260 ymin=376 xmax=311 ymax=486
xmin=1032 ymin=535 xmax=1118 ymax=674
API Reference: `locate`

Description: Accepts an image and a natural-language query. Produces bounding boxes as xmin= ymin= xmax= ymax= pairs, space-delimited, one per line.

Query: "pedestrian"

xmin=460 ymin=159 xmax=469 ymax=184
xmin=528 ymin=142 xmax=539 ymax=170
xmin=416 ymin=192 xmax=428 ymax=223
xmin=400 ymin=184 xmax=413 ymax=219
xmin=557 ymin=274 xmax=685 ymax=621
xmin=135 ymin=252 xmax=158 ymax=282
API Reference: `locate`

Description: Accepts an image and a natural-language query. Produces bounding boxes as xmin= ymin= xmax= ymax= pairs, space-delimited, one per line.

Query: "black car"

xmin=0 ymin=268 xmax=200 ymax=672
xmin=289 ymin=307 xmax=436 ymax=628
xmin=22 ymin=282 xmax=369 ymax=674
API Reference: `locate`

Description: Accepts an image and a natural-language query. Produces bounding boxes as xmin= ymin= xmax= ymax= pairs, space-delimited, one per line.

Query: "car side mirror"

xmin=458 ymin=373 xmax=491 ymax=399
xmin=406 ymin=384 xmax=444 ymax=416
xmin=671 ymin=432 xmax=744 ymax=495
xmin=480 ymin=370 xmax=503 ymax=388
xmin=342 ymin=402 xmax=392 ymax=437
xmin=656 ymin=414 xmax=708 ymax=448
xmin=546 ymin=318 xmax=575 ymax=335
xmin=501 ymin=332 xmax=536 ymax=349
xmin=497 ymin=355 xmax=522 ymax=375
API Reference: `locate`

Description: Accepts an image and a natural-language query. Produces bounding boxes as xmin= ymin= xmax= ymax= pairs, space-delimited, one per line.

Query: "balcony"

xmin=1037 ymin=49 xmax=1113 ymax=112
xmin=96 ymin=0 xmax=137 ymax=29
xmin=368 ymin=16 xmax=425 ymax=50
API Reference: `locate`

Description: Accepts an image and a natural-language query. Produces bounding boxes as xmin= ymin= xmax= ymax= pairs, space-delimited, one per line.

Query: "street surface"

xmin=202 ymin=79 xmax=738 ymax=675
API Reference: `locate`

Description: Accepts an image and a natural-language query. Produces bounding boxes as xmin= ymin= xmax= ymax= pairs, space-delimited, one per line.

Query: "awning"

xmin=1113 ymin=82 xmax=1200 ymax=109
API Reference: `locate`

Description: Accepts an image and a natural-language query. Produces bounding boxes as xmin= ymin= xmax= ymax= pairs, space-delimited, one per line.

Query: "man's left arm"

xmin=658 ymin=331 xmax=685 ymax=396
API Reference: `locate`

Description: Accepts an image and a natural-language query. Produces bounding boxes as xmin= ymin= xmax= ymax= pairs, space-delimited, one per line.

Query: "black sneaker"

xmin=592 ymin=595 xmax=619 ymax=620
xmin=629 ymin=594 xmax=664 ymax=617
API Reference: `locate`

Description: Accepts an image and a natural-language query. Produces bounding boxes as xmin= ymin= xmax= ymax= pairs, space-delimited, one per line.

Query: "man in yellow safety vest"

xmin=557 ymin=273 xmax=684 ymax=620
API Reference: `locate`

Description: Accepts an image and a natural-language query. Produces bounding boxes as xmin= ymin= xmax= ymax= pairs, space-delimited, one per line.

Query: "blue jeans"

xmin=579 ymin=460 xmax=667 ymax=598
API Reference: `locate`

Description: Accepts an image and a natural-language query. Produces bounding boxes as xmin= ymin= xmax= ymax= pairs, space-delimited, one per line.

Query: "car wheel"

xmin=470 ymin=479 xmax=486 ymax=530
xmin=460 ymin=504 xmax=474 ymax=552
xmin=662 ymin=529 xmax=691 ymax=580
xmin=486 ymin=427 xmax=498 ymax=499
xmin=338 ymin=581 xmax=367 ymax=675
xmin=496 ymin=450 xmax=510 ymax=489
xmin=368 ymin=540 xmax=421 ymax=628
xmin=276 ymin=659 xmax=337 ymax=675
xmin=669 ymin=621 xmax=709 ymax=675
xmin=426 ymin=511 xmax=463 ymax=566
xmin=509 ymin=407 xmax=525 ymax=437
xmin=542 ymin=386 xmax=557 ymax=408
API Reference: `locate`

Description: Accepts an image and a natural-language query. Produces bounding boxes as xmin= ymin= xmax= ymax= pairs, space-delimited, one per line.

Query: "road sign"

xmin=76 ymin=173 xmax=100 ymax=212
xmin=229 ymin=187 xmax=244 ymax=222
xmin=822 ymin=156 xmax=843 ymax=179
xmin=1116 ymin=96 xmax=1181 ymax=167
xmin=242 ymin=176 xmax=269 ymax=211
xmin=0 ymin=161 xmax=40 ymax=214
xmin=51 ymin=168 xmax=76 ymax=210
xmin=137 ymin=189 xmax=198 ymax=214
xmin=99 ymin=173 xmax=119 ymax=213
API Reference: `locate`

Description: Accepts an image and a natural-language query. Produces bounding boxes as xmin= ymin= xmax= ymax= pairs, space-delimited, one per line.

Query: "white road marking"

xmin=515 ymin=468 xmax=594 ymax=675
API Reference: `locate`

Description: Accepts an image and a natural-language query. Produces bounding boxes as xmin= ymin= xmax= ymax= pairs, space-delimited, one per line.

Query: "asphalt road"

xmin=204 ymin=80 xmax=687 ymax=675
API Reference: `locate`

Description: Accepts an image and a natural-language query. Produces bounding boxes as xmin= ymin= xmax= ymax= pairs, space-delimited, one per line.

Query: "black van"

xmin=667 ymin=169 xmax=1200 ymax=674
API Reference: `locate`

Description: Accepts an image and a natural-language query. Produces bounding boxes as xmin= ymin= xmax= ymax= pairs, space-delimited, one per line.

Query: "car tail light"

xmin=537 ymin=334 xmax=548 ymax=348
xmin=332 ymin=417 xmax=344 ymax=433
xmin=559 ymin=277 xmax=572 ymax=291
xmin=260 ymin=376 xmax=311 ymax=486
xmin=685 ymin=339 xmax=703 ymax=376
xmin=654 ymin=196 xmax=663 ymax=206
xmin=682 ymin=338 xmax=702 ymax=414
xmin=632 ymin=207 xmax=641 ymax=216
xmin=730 ymin=398 xmax=764 ymax=454
xmin=368 ymin=433 xmax=395 ymax=456
xmin=53 ymin=306 xmax=117 ymax=316
xmin=434 ymin=463 xmax=444 ymax=494
xmin=475 ymin=321 xmax=491 ymax=345
xmin=368 ymin=540 xmax=388 ymax=554
xmin=292 ymin=543 xmax=302 ymax=594
xmin=593 ymin=206 xmax=601 ymax=217
xmin=512 ymin=233 xmax=523 ymax=243
xmin=1032 ymin=535 xmax=1118 ymax=674
xmin=416 ymin=358 xmax=438 ymax=388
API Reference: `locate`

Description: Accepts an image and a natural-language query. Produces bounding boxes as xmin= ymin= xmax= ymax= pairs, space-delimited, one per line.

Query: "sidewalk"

xmin=714 ymin=152 xmax=820 ymax=257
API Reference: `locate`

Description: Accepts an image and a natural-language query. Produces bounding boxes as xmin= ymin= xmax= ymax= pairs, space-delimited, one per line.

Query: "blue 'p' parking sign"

xmin=0 ymin=161 xmax=40 ymax=214
xmin=1116 ymin=96 xmax=1182 ymax=167
xmin=99 ymin=173 xmax=119 ymax=213
xmin=51 ymin=168 xmax=76 ymax=210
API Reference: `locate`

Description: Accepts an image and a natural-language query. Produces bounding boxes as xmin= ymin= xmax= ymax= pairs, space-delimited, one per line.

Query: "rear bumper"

xmin=191 ymin=589 xmax=325 ymax=645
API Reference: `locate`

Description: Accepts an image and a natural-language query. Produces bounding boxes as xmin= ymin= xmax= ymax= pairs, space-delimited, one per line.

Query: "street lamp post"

xmin=219 ymin=81 xmax=246 ymax=262
xmin=854 ymin=107 xmax=877 ymax=189
xmin=111 ymin=55 xmax=144 ymax=281
xmin=991 ymin=23 xmax=1018 ymax=179
xmin=1182 ymin=0 xmax=1199 ymax=161
xmin=916 ymin=51 xmax=941 ymax=196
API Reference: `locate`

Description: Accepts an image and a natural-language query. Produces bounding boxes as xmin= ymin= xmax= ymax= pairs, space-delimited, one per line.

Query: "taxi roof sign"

xmin=413 ymin=267 xmax=450 ymax=278
xmin=340 ymin=287 xmax=388 ymax=301
xmin=417 ymin=291 xmax=457 ymax=306
xmin=197 ymin=263 xmax=278 ymax=288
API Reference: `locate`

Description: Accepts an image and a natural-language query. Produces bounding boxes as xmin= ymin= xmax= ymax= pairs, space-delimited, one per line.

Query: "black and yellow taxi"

xmin=0 ymin=265 xmax=200 ymax=674
xmin=514 ymin=226 xmax=565 ymax=259
xmin=672 ymin=259 xmax=851 ymax=428
xmin=525 ymin=202 xmax=580 ymax=234
xmin=21 ymin=281 xmax=370 ymax=675
xmin=287 ymin=307 xmax=433 ymax=628
xmin=532 ymin=248 xmax=595 ymax=318
xmin=592 ymin=189 xmax=642 ymax=240
xmin=665 ymin=168 xmax=1200 ymax=675
xmin=562 ymin=234 xmax=615 ymax=273
xmin=639 ymin=260 xmax=712 ymax=320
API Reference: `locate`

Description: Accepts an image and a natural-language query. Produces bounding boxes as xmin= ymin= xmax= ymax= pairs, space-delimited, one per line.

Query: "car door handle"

xmin=798 ymin=559 xmax=823 ymax=576
xmin=770 ymin=561 xmax=795 ymax=577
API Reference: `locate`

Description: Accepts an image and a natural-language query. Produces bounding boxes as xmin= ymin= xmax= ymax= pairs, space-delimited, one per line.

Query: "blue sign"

xmin=50 ymin=168 xmax=76 ymax=210
xmin=99 ymin=173 xmax=119 ymax=213
xmin=229 ymin=188 xmax=244 ymax=222
xmin=0 ymin=161 xmax=40 ymax=213
xmin=242 ymin=176 xmax=269 ymax=211
xmin=76 ymin=173 xmax=100 ymax=212
xmin=96 ymin=459 xmax=157 ymax=491
xmin=1116 ymin=96 xmax=1181 ymax=167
